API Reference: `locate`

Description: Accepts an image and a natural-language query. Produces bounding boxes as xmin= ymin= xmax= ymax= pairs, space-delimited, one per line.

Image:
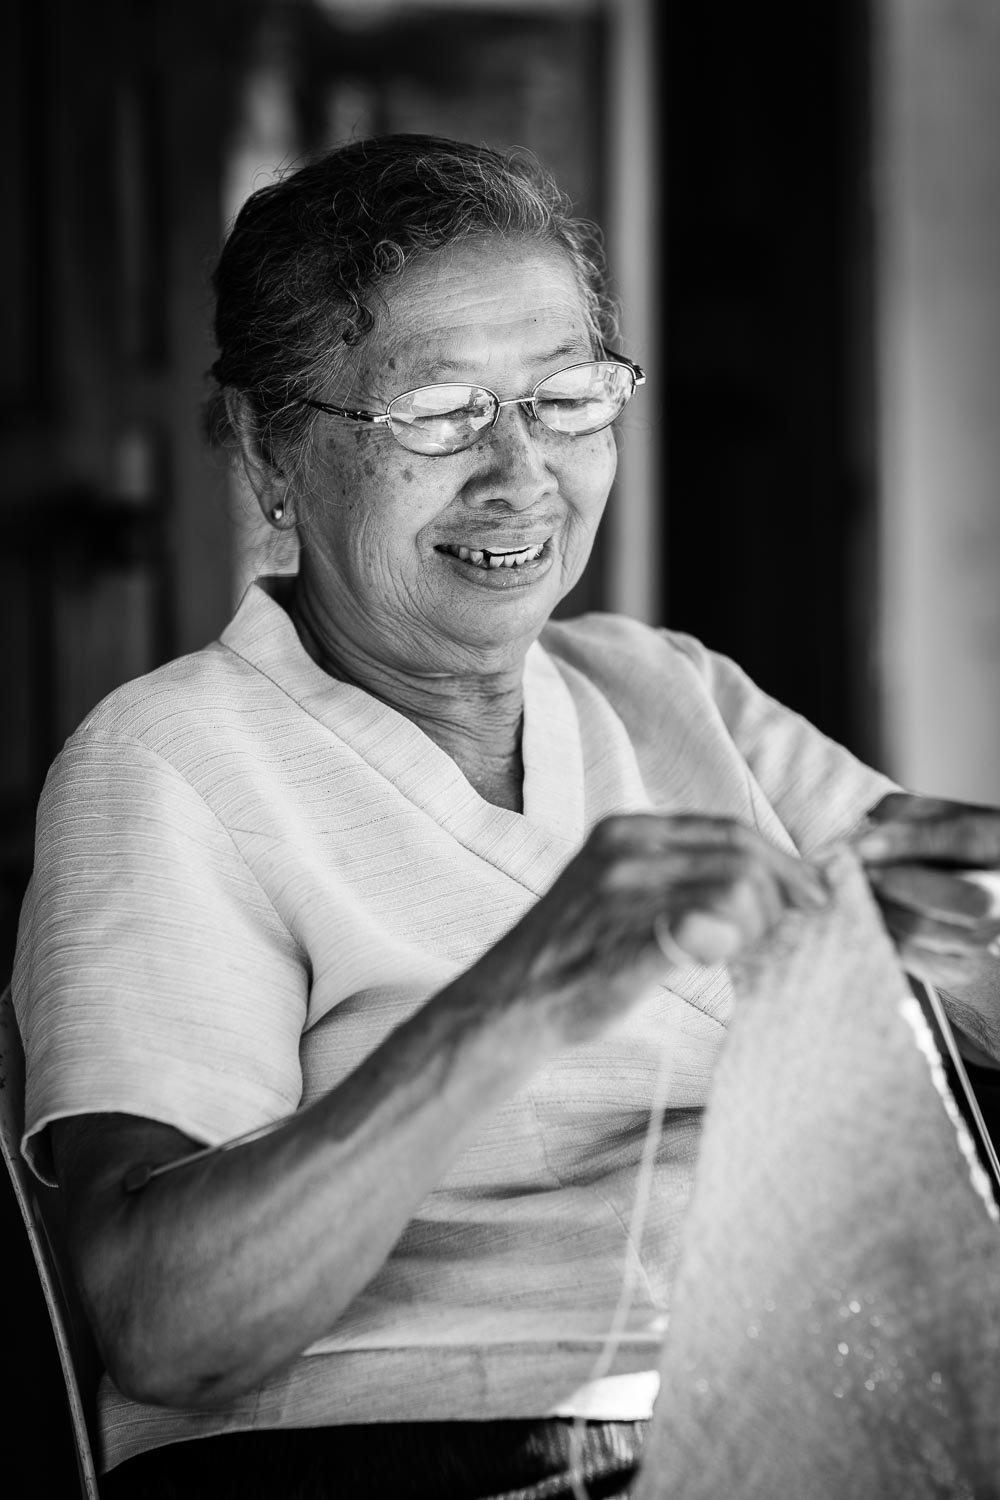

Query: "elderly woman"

xmin=13 ymin=136 xmax=1000 ymax=1500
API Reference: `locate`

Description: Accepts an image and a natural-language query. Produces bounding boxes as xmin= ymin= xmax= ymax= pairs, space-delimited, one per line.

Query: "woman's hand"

xmin=853 ymin=793 xmax=1000 ymax=1058
xmin=492 ymin=813 xmax=830 ymax=1047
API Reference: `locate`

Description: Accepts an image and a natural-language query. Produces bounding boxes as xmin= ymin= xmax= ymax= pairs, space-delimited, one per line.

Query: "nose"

xmin=468 ymin=401 xmax=557 ymax=509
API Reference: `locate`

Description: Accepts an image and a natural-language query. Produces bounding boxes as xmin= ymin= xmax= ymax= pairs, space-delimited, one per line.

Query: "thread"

xmin=567 ymin=1019 xmax=676 ymax=1499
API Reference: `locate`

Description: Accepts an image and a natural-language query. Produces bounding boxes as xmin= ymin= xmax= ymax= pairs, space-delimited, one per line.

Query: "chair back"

xmin=0 ymin=985 xmax=102 ymax=1498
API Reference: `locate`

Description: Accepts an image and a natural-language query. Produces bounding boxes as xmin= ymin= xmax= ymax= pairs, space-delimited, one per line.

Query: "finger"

xmin=602 ymin=845 xmax=774 ymax=897
xmin=594 ymin=810 xmax=815 ymax=868
xmin=595 ymin=812 xmax=765 ymax=849
xmin=896 ymin=946 xmax=986 ymax=992
xmin=666 ymin=871 xmax=785 ymax=965
xmin=866 ymin=791 xmax=1000 ymax=826
xmin=602 ymin=846 xmax=826 ymax=927
xmin=855 ymin=807 xmax=1000 ymax=867
xmin=864 ymin=792 xmax=964 ymax=825
xmin=651 ymin=915 xmax=702 ymax=970
xmin=597 ymin=820 xmax=827 ymax=912
xmin=669 ymin=910 xmax=745 ymax=966
xmin=873 ymin=894 xmax=1000 ymax=955
xmin=867 ymin=864 xmax=1000 ymax=927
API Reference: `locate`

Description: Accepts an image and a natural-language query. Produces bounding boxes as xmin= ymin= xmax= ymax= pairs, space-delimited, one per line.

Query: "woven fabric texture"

xmin=637 ymin=846 xmax=1000 ymax=1500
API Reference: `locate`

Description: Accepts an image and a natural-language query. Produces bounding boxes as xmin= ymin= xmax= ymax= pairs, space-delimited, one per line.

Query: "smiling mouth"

xmin=437 ymin=542 xmax=547 ymax=571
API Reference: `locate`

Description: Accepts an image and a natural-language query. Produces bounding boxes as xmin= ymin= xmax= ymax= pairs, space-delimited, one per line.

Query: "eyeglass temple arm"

xmin=299 ymin=398 xmax=391 ymax=425
xmin=602 ymin=348 xmax=646 ymax=386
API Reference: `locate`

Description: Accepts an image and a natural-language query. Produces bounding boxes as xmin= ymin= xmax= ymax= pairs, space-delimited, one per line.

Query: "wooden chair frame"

xmin=0 ymin=986 xmax=102 ymax=1498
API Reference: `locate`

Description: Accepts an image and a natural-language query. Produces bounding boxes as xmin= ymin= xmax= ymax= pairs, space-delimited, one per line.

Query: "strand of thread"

xmin=567 ymin=1028 xmax=675 ymax=1500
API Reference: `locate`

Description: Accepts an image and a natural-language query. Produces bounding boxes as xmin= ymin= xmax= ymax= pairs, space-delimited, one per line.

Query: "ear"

xmin=225 ymin=390 xmax=292 ymax=527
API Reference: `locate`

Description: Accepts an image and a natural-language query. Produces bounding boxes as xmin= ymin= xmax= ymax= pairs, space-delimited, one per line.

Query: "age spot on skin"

xmin=363 ymin=459 xmax=377 ymax=479
xmin=401 ymin=468 xmax=415 ymax=485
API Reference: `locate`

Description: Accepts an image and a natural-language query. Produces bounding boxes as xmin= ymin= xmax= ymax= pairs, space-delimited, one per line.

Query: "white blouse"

xmin=13 ymin=579 xmax=894 ymax=1468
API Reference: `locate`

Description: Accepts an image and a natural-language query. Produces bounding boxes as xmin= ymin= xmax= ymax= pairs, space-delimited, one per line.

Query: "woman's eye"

xmin=538 ymin=396 xmax=591 ymax=411
xmin=432 ymin=400 xmax=486 ymax=422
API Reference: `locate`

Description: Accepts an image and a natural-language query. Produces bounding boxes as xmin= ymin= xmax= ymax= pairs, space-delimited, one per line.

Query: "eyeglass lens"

xmin=385 ymin=361 xmax=635 ymax=455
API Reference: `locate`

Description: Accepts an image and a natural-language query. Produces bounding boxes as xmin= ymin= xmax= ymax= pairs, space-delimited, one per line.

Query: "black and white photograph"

xmin=4 ymin=2 xmax=1000 ymax=1496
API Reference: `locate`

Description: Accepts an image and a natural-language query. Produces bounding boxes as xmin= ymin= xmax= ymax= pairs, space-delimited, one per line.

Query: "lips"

xmin=437 ymin=542 xmax=547 ymax=571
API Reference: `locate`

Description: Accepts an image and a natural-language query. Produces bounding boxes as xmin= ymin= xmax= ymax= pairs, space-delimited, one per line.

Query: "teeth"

xmin=445 ymin=542 xmax=545 ymax=570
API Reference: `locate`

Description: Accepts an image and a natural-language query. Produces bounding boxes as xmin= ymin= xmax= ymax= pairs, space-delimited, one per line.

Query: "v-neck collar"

xmin=220 ymin=581 xmax=587 ymax=892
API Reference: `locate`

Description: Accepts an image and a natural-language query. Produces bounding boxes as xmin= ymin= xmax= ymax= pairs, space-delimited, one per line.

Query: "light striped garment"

xmin=13 ymin=579 xmax=894 ymax=1469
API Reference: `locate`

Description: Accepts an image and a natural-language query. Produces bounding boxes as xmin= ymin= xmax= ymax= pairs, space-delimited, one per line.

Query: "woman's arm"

xmin=53 ymin=963 xmax=555 ymax=1411
xmin=52 ymin=813 xmax=826 ymax=1412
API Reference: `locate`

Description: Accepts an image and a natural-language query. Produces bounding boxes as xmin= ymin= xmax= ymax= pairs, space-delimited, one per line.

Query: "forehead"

xmin=371 ymin=237 xmax=594 ymax=383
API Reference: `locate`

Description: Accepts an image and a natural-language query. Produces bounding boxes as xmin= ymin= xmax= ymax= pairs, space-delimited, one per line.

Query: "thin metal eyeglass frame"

xmin=297 ymin=350 xmax=646 ymax=451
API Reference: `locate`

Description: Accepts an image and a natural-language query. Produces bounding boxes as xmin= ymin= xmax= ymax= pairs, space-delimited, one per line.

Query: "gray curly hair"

xmin=205 ymin=134 xmax=616 ymax=475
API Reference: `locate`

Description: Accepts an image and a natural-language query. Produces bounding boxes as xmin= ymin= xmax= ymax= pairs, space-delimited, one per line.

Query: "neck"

xmin=286 ymin=579 xmax=527 ymax=812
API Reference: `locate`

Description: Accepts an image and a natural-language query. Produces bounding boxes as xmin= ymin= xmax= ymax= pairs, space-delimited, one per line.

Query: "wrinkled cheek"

xmin=568 ymin=430 xmax=617 ymax=518
xmin=601 ymin=425 xmax=619 ymax=478
xmin=556 ymin=436 xmax=616 ymax=587
xmin=570 ymin=427 xmax=617 ymax=498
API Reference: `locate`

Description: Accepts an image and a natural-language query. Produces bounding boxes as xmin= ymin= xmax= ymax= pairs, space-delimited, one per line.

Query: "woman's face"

xmin=290 ymin=236 xmax=618 ymax=676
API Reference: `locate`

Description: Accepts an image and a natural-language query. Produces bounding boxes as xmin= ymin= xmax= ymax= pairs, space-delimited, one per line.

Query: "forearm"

xmin=63 ymin=969 xmax=562 ymax=1410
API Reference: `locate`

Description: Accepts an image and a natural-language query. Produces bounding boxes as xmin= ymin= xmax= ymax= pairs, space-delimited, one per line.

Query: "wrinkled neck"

xmin=286 ymin=579 xmax=526 ymax=811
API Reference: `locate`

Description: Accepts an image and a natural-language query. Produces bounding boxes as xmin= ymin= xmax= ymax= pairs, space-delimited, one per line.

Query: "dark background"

xmin=664 ymin=0 xmax=881 ymax=766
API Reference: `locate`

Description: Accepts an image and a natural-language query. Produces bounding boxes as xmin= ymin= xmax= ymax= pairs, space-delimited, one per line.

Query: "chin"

xmin=439 ymin=603 xmax=555 ymax=663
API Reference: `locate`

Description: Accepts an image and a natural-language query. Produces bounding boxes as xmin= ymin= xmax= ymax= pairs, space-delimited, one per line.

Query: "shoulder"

xmin=31 ymin=631 xmax=297 ymax=852
xmin=538 ymin=612 xmax=719 ymax=700
xmin=75 ymin=640 xmax=262 ymax=747
xmin=39 ymin=644 xmax=269 ymax=817
xmin=540 ymin=611 xmax=707 ymax=672
xmin=57 ymin=578 xmax=304 ymax=781
xmin=65 ymin=578 xmax=306 ymax=760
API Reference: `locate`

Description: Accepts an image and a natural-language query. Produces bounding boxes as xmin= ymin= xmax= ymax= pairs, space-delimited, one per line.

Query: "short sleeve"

xmin=666 ymin=631 xmax=899 ymax=855
xmin=13 ymin=732 xmax=309 ymax=1183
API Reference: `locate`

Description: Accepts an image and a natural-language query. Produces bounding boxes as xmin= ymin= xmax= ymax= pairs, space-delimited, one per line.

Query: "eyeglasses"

xmin=298 ymin=352 xmax=645 ymax=457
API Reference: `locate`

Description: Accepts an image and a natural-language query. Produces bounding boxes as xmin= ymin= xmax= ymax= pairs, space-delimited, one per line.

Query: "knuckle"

xmin=719 ymin=818 xmax=758 ymax=852
xmin=874 ymin=791 xmax=914 ymax=821
xmin=732 ymin=867 xmax=763 ymax=901
xmin=722 ymin=847 xmax=758 ymax=884
xmin=590 ymin=814 xmax=632 ymax=853
xmin=596 ymin=857 xmax=634 ymax=896
xmin=959 ymin=811 xmax=1000 ymax=849
xmin=724 ymin=873 xmax=766 ymax=923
